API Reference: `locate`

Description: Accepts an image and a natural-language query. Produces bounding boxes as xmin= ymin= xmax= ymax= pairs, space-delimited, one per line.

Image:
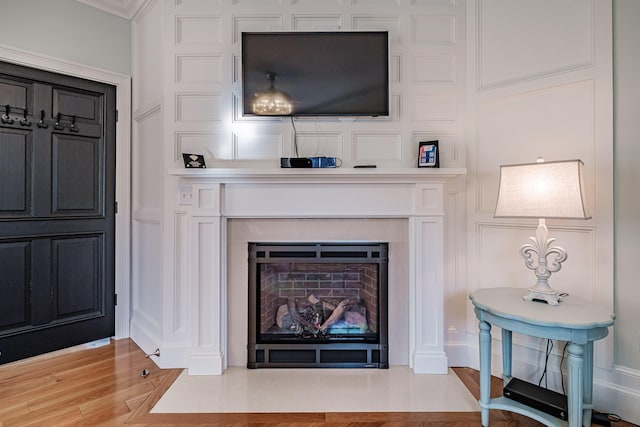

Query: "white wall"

xmin=613 ymin=0 xmax=640 ymax=371
xmin=0 ymin=0 xmax=131 ymax=75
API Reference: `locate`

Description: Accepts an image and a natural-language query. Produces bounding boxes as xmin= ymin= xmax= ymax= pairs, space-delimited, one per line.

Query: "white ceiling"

xmin=75 ymin=0 xmax=145 ymax=20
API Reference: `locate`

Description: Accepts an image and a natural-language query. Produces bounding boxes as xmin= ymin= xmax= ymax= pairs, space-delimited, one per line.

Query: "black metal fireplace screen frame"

xmin=247 ymin=242 xmax=389 ymax=368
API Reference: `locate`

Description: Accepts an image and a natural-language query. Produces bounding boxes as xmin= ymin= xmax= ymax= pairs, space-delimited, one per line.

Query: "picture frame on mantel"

xmin=418 ymin=141 xmax=439 ymax=168
xmin=182 ymin=153 xmax=206 ymax=168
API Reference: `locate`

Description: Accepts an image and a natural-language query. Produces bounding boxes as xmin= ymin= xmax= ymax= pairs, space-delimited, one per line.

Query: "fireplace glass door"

xmin=248 ymin=242 xmax=388 ymax=368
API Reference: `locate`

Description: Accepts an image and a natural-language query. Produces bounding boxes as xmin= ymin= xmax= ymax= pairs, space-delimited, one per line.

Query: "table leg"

xmin=479 ymin=320 xmax=492 ymax=427
xmin=502 ymin=328 xmax=512 ymax=386
xmin=582 ymin=341 xmax=594 ymax=427
xmin=567 ymin=342 xmax=584 ymax=427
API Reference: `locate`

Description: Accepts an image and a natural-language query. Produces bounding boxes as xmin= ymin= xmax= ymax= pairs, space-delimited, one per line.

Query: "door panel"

xmin=0 ymin=77 xmax=33 ymax=115
xmin=0 ymin=60 xmax=115 ymax=364
xmin=53 ymin=235 xmax=102 ymax=319
xmin=0 ymin=241 xmax=30 ymax=329
xmin=52 ymin=134 xmax=102 ymax=215
xmin=0 ymin=129 xmax=31 ymax=215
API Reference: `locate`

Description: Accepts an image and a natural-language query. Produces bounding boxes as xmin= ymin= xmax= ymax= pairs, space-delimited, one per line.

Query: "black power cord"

xmin=538 ymin=339 xmax=554 ymax=388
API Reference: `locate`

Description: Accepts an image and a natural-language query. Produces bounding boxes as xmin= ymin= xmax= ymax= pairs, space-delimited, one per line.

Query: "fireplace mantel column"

xmin=410 ymin=184 xmax=448 ymax=374
xmin=187 ymin=182 xmax=225 ymax=375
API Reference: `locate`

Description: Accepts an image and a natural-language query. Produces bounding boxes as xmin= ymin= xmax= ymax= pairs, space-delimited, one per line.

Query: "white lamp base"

xmin=522 ymin=288 xmax=561 ymax=306
xmin=519 ymin=219 xmax=567 ymax=306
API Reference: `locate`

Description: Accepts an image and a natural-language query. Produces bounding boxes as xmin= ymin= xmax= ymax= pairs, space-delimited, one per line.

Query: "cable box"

xmin=503 ymin=377 xmax=568 ymax=421
xmin=280 ymin=157 xmax=337 ymax=168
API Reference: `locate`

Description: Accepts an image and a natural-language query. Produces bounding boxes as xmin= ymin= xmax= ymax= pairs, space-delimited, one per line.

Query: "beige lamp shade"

xmin=494 ymin=159 xmax=591 ymax=220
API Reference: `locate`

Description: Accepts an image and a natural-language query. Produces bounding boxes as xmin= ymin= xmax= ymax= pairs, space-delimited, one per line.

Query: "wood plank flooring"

xmin=0 ymin=338 xmax=635 ymax=426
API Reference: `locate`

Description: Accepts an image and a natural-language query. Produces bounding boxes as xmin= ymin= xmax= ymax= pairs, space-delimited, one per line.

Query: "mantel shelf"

xmin=169 ymin=167 xmax=467 ymax=183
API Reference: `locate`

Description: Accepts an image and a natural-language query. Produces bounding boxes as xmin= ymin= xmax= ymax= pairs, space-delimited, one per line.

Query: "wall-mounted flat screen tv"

xmin=242 ymin=31 xmax=389 ymax=117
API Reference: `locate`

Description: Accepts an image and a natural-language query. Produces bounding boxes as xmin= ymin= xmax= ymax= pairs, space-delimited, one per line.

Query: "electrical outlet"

xmin=179 ymin=186 xmax=193 ymax=205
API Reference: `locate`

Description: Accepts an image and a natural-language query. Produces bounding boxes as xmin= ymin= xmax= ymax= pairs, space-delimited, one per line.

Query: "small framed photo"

xmin=182 ymin=153 xmax=206 ymax=168
xmin=418 ymin=141 xmax=439 ymax=168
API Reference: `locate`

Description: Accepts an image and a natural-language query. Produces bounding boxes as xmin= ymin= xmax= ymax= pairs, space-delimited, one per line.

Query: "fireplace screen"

xmin=248 ymin=242 xmax=388 ymax=368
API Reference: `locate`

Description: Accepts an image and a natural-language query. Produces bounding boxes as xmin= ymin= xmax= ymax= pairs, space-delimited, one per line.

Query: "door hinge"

xmin=114 ymin=293 xmax=118 ymax=306
xmin=114 ymin=201 xmax=118 ymax=214
xmin=115 ymin=109 xmax=119 ymax=122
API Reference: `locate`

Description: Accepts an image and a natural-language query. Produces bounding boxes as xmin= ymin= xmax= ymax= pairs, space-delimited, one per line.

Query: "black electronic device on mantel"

xmin=241 ymin=31 xmax=389 ymax=117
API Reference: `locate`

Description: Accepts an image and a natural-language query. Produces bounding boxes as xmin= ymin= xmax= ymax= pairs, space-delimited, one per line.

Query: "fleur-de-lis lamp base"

xmin=520 ymin=219 xmax=567 ymax=305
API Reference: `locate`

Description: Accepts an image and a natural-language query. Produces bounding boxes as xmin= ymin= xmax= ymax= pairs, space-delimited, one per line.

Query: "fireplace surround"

xmin=247 ymin=242 xmax=389 ymax=368
xmin=170 ymin=167 xmax=465 ymax=375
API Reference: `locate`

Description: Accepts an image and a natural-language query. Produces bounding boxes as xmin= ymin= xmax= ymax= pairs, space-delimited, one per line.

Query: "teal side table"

xmin=469 ymin=287 xmax=615 ymax=427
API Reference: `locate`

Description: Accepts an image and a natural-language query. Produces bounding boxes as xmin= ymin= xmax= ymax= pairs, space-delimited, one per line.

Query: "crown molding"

xmin=75 ymin=0 xmax=146 ymax=20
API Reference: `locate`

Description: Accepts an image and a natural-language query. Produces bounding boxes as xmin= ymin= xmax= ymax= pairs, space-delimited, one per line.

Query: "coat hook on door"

xmin=1 ymin=105 xmax=14 ymax=124
xmin=69 ymin=115 xmax=79 ymax=132
xmin=38 ymin=110 xmax=48 ymax=128
xmin=54 ymin=112 xmax=64 ymax=130
xmin=19 ymin=109 xmax=31 ymax=127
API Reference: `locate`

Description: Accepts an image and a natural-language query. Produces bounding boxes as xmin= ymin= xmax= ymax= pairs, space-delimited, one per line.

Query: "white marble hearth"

xmin=169 ymin=168 xmax=465 ymax=375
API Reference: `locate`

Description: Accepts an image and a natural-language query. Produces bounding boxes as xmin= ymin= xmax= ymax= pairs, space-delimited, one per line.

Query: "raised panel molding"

xmin=175 ymin=15 xmax=223 ymax=45
xmin=352 ymin=132 xmax=402 ymax=162
xmin=411 ymin=15 xmax=456 ymax=45
xmin=352 ymin=16 xmax=402 ymax=43
xmin=296 ymin=131 xmax=344 ymax=158
xmin=390 ymin=54 xmax=402 ymax=83
xmin=176 ymin=54 xmax=223 ymax=84
xmin=233 ymin=131 xmax=283 ymax=160
xmin=173 ymin=211 xmax=189 ymax=335
xmin=176 ymin=0 xmax=223 ymax=7
xmin=477 ymin=0 xmax=594 ymax=89
xmin=291 ymin=0 xmax=342 ymax=5
xmin=232 ymin=0 xmax=283 ymax=6
xmin=175 ymin=131 xmax=226 ymax=162
xmin=232 ymin=16 xmax=284 ymax=44
xmin=133 ymin=102 xmax=161 ymax=123
xmin=291 ymin=15 xmax=342 ymax=31
xmin=413 ymin=55 xmax=457 ymax=82
xmin=176 ymin=93 xmax=223 ymax=122
xmin=412 ymin=94 xmax=456 ymax=121
xmin=476 ymin=80 xmax=595 ymax=213
xmin=477 ymin=222 xmax=596 ymax=299
xmin=351 ymin=0 xmax=401 ymax=6
xmin=411 ymin=0 xmax=456 ymax=5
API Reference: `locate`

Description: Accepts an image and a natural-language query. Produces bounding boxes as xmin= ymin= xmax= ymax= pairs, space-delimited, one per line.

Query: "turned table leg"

xmin=479 ymin=320 xmax=492 ymax=426
xmin=567 ymin=342 xmax=585 ymax=427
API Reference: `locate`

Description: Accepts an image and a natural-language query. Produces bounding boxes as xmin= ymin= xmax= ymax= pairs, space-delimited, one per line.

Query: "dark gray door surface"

xmin=0 ymin=61 xmax=116 ymax=364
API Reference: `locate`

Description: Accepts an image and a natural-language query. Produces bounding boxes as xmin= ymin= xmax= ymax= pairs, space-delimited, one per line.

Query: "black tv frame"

xmin=241 ymin=31 xmax=390 ymax=117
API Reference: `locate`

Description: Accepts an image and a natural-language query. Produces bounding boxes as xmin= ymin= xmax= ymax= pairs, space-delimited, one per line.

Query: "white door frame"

xmin=0 ymin=44 xmax=131 ymax=339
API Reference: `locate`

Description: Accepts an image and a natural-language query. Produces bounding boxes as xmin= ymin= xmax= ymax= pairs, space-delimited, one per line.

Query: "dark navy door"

xmin=0 ymin=61 xmax=116 ymax=364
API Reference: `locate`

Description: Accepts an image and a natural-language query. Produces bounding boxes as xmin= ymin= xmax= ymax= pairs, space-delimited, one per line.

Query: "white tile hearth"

xmin=151 ymin=366 xmax=479 ymax=413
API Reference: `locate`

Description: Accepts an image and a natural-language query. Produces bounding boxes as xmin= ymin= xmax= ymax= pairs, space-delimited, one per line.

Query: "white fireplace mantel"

xmin=169 ymin=167 xmax=466 ymax=375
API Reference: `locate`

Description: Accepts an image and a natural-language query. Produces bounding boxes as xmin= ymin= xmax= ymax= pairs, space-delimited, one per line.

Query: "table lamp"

xmin=494 ymin=159 xmax=591 ymax=305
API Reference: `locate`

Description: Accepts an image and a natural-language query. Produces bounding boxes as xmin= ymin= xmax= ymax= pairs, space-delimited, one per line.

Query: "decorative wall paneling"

xmin=129 ymin=0 xmax=165 ymax=358
xmin=130 ymin=0 xmax=467 ymax=374
xmin=466 ymin=0 xmax=615 ymax=409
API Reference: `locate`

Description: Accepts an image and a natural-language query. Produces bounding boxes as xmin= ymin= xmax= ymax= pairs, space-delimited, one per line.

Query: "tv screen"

xmin=242 ymin=31 xmax=389 ymax=117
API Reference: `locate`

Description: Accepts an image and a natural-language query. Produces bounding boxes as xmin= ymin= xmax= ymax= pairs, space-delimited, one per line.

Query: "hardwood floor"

xmin=0 ymin=339 xmax=635 ymax=426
